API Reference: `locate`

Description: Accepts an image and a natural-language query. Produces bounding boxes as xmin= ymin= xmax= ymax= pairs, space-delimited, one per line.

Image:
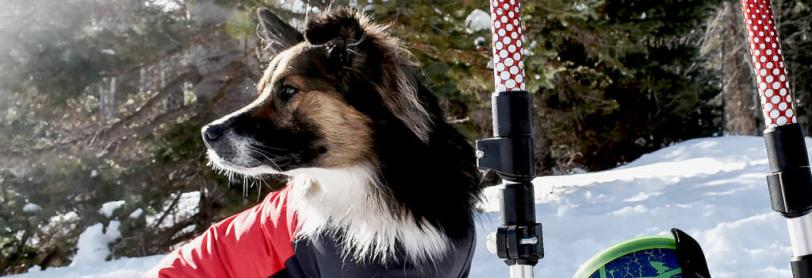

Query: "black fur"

xmin=234 ymin=8 xmax=482 ymax=250
xmin=361 ymin=82 xmax=482 ymax=240
xmin=299 ymin=9 xmax=482 ymax=242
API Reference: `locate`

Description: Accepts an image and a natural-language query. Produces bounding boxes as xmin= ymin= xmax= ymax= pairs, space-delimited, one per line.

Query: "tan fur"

xmin=288 ymin=77 xmax=376 ymax=167
xmin=254 ymin=53 xmax=376 ymax=168
xmin=249 ymin=9 xmax=430 ymax=169
xmin=257 ymin=44 xmax=305 ymax=97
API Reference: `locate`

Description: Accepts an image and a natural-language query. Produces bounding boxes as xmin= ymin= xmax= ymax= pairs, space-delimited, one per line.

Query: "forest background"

xmin=1 ymin=0 xmax=810 ymax=273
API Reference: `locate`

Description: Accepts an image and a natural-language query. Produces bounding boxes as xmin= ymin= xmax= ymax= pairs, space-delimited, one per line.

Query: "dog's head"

xmin=202 ymin=8 xmax=432 ymax=176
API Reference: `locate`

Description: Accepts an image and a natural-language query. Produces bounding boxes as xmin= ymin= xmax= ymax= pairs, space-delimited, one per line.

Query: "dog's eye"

xmin=278 ymin=85 xmax=299 ymax=101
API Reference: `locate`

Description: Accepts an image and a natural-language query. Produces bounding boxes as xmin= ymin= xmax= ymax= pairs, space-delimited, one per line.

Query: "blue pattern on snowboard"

xmin=588 ymin=248 xmax=682 ymax=278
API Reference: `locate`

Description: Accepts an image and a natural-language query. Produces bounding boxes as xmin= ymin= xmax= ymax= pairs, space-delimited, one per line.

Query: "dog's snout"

xmin=202 ymin=124 xmax=225 ymax=144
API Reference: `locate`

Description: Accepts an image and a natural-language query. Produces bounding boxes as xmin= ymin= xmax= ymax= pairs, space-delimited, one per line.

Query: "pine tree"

xmin=774 ymin=0 xmax=812 ymax=133
xmin=702 ymin=1 xmax=759 ymax=135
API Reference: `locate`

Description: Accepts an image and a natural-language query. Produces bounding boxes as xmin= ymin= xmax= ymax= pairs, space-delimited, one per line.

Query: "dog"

xmin=194 ymin=7 xmax=482 ymax=277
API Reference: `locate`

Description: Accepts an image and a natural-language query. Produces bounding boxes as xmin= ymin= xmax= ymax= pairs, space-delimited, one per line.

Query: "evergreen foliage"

xmin=775 ymin=0 xmax=812 ymax=133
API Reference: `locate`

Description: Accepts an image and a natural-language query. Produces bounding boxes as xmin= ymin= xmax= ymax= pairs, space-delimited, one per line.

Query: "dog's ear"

xmin=257 ymin=8 xmax=303 ymax=55
xmin=303 ymin=9 xmax=364 ymax=46
xmin=304 ymin=10 xmax=433 ymax=142
xmin=303 ymin=9 xmax=365 ymax=67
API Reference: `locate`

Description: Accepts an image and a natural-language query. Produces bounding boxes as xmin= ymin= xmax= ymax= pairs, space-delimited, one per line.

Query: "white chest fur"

xmin=285 ymin=164 xmax=449 ymax=264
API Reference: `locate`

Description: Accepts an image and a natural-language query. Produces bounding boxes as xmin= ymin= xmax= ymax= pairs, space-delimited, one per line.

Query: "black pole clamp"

xmin=476 ymin=91 xmax=544 ymax=266
xmin=792 ymin=254 xmax=812 ymax=278
xmin=494 ymin=182 xmax=544 ymax=266
xmin=477 ymin=91 xmax=534 ymax=181
xmin=764 ymin=123 xmax=812 ymax=218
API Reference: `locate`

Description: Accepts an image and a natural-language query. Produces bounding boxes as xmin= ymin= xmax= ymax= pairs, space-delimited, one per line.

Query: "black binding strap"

xmin=671 ymin=228 xmax=711 ymax=278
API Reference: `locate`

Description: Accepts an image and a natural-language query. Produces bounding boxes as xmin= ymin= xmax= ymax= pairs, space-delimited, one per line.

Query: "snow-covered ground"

xmin=8 ymin=136 xmax=795 ymax=277
xmin=14 ymin=256 xmax=164 ymax=278
xmin=474 ymin=136 xmax=791 ymax=277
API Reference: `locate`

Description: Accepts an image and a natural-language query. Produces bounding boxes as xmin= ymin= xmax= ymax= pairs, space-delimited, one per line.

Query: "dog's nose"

xmin=202 ymin=124 xmax=225 ymax=143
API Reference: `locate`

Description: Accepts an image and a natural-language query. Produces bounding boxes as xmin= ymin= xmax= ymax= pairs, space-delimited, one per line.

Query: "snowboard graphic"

xmin=587 ymin=248 xmax=682 ymax=278
xmin=575 ymin=236 xmax=684 ymax=278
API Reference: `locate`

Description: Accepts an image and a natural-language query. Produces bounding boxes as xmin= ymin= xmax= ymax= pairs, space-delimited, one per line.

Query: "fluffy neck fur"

xmin=286 ymin=164 xmax=450 ymax=264
xmin=286 ymin=84 xmax=481 ymax=264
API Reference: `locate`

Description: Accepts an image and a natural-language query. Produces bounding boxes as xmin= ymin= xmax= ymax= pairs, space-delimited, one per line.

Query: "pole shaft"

xmin=509 ymin=264 xmax=534 ymax=278
xmin=788 ymin=214 xmax=812 ymax=257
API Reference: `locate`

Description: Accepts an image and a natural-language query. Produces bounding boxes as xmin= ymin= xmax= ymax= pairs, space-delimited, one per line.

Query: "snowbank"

xmin=15 ymin=256 xmax=163 ymax=278
xmin=474 ymin=136 xmax=792 ymax=277
xmin=70 ymin=222 xmax=122 ymax=266
xmin=98 ymin=201 xmax=125 ymax=218
xmin=22 ymin=203 xmax=42 ymax=213
xmin=7 ymin=136 xmax=795 ymax=277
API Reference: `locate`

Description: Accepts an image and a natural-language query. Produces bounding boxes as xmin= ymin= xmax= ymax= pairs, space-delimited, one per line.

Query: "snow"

xmin=70 ymin=221 xmax=122 ymax=267
xmin=146 ymin=191 xmax=200 ymax=229
xmin=465 ymin=9 xmax=491 ymax=33
xmin=98 ymin=200 xmax=125 ymax=218
xmin=23 ymin=203 xmax=42 ymax=213
xmin=150 ymin=0 xmax=181 ymax=13
xmin=48 ymin=211 xmax=79 ymax=225
xmin=9 ymin=256 xmax=164 ymax=278
xmin=277 ymin=0 xmax=319 ymax=14
xmin=129 ymin=208 xmax=143 ymax=219
xmin=8 ymin=136 xmax=795 ymax=277
xmin=473 ymin=136 xmax=792 ymax=277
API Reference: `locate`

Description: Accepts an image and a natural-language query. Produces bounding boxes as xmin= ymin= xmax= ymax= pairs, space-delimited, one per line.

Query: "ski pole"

xmin=738 ymin=1 xmax=812 ymax=277
xmin=476 ymin=0 xmax=543 ymax=277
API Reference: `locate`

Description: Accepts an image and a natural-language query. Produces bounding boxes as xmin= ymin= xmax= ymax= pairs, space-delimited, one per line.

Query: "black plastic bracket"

xmin=496 ymin=222 xmax=544 ymax=265
xmin=476 ymin=91 xmax=543 ymax=266
xmin=764 ymin=123 xmax=812 ymax=218
xmin=476 ymin=91 xmax=535 ymax=181
xmin=494 ymin=181 xmax=544 ymax=266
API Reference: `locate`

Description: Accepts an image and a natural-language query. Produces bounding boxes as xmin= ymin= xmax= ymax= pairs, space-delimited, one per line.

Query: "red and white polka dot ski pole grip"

xmin=739 ymin=0 xmax=795 ymax=127
xmin=490 ymin=0 xmax=525 ymax=93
